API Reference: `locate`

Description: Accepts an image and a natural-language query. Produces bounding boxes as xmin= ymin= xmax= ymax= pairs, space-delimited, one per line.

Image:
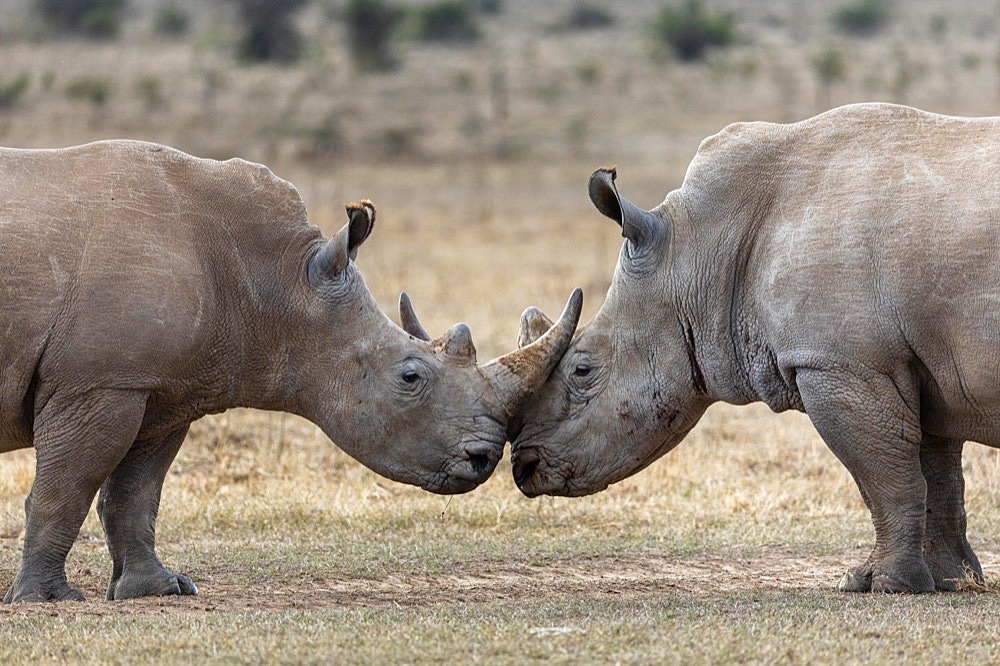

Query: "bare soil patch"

xmin=9 ymin=548 xmax=994 ymax=619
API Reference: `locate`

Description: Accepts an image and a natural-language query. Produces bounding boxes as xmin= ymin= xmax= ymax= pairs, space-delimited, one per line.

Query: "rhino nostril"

xmin=463 ymin=441 xmax=500 ymax=478
xmin=468 ymin=453 xmax=491 ymax=475
xmin=513 ymin=452 xmax=540 ymax=488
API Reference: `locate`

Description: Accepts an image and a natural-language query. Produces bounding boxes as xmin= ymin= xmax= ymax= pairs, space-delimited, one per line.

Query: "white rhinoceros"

xmin=511 ymin=103 xmax=1000 ymax=593
xmin=0 ymin=140 xmax=581 ymax=602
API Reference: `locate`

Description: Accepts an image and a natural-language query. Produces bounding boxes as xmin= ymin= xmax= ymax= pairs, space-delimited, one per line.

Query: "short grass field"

xmin=4 ymin=0 xmax=1000 ymax=663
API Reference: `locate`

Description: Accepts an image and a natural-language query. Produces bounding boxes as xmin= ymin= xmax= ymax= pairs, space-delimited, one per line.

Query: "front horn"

xmin=482 ymin=288 xmax=583 ymax=418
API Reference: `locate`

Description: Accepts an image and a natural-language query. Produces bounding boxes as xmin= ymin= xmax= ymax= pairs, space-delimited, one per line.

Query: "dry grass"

xmin=3 ymin=0 xmax=1000 ymax=663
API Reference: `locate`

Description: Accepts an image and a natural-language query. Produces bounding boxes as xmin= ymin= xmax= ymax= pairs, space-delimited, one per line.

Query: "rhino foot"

xmin=108 ymin=567 xmax=198 ymax=601
xmin=926 ymin=552 xmax=983 ymax=591
xmin=838 ymin=566 xmax=872 ymax=593
xmin=4 ymin=578 xmax=86 ymax=604
xmin=838 ymin=556 xmax=934 ymax=593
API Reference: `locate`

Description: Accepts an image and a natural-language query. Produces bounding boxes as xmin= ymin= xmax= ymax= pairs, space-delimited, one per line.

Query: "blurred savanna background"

xmin=4 ymin=0 xmax=1000 ymax=662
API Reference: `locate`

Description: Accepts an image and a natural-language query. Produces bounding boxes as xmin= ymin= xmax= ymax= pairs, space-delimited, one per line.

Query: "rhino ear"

xmin=344 ymin=200 xmax=376 ymax=260
xmin=588 ymin=167 xmax=665 ymax=250
xmin=308 ymin=200 xmax=376 ymax=285
xmin=518 ymin=307 xmax=555 ymax=348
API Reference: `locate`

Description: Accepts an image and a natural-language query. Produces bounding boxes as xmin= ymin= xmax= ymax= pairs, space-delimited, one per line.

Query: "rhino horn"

xmin=484 ymin=288 xmax=583 ymax=418
xmin=399 ymin=292 xmax=432 ymax=341
xmin=588 ymin=167 xmax=664 ymax=248
xmin=517 ymin=307 xmax=555 ymax=349
xmin=435 ymin=323 xmax=477 ymax=366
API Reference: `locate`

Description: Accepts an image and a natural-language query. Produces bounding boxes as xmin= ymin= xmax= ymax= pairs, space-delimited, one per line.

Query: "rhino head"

xmin=295 ymin=202 xmax=582 ymax=495
xmin=509 ymin=169 xmax=712 ymax=497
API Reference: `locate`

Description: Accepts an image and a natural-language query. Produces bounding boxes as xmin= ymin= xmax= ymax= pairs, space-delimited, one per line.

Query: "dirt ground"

xmin=3 ymin=548 xmax=997 ymax=618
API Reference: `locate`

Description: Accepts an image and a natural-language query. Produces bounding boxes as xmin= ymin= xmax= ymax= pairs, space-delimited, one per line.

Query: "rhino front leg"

xmin=920 ymin=436 xmax=982 ymax=590
xmin=5 ymin=390 xmax=146 ymax=603
xmin=797 ymin=369 xmax=935 ymax=593
xmin=98 ymin=426 xmax=198 ymax=600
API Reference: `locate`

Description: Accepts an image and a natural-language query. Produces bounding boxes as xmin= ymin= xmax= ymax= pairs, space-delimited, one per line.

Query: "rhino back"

xmin=0 ymin=140 xmax=316 ymax=449
xmin=680 ymin=104 xmax=1000 ymax=437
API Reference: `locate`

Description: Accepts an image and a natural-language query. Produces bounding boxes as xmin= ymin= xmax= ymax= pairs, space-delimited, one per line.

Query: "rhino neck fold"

xmin=199 ymin=234 xmax=326 ymax=416
xmin=666 ymin=191 xmax=767 ymax=408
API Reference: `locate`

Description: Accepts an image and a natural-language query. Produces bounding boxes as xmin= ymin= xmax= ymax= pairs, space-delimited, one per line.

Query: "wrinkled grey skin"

xmin=0 ymin=140 xmax=581 ymax=603
xmin=512 ymin=103 xmax=1000 ymax=593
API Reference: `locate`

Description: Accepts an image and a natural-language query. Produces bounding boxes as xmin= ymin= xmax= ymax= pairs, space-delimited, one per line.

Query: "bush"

xmin=343 ymin=0 xmax=403 ymax=72
xmin=832 ymin=0 xmax=890 ymax=36
xmin=233 ymin=0 xmax=307 ymax=63
xmin=0 ymin=73 xmax=31 ymax=109
xmin=0 ymin=74 xmax=30 ymax=108
xmin=652 ymin=1 xmax=736 ymax=62
xmin=153 ymin=3 xmax=190 ymax=38
xmin=135 ymin=75 xmax=164 ymax=111
xmin=471 ymin=0 xmax=502 ymax=14
xmin=33 ymin=0 xmax=125 ymax=39
xmin=410 ymin=2 xmax=480 ymax=42
xmin=566 ymin=3 xmax=615 ymax=30
xmin=301 ymin=114 xmax=347 ymax=161
xmin=65 ymin=77 xmax=113 ymax=106
xmin=812 ymin=45 xmax=846 ymax=86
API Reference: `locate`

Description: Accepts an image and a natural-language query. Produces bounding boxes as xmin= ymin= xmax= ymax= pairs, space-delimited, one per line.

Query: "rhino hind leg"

xmin=797 ymin=369 xmax=935 ymax=594
xmin=5 ymin=390 xmax=147 ymax=603
xmin=919 ymin=436 xmax=983 ymax=590
xmin=98 ymin=426 xmax=198 ymax=601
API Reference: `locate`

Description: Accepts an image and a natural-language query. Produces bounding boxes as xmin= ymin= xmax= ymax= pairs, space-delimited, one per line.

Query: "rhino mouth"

xmin=510 ymin=445 xmax=585 ymax=498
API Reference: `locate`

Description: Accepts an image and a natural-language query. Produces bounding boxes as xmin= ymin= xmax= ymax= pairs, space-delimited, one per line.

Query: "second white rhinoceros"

xmin=511 ymin=103 xmax=1000 ymax=593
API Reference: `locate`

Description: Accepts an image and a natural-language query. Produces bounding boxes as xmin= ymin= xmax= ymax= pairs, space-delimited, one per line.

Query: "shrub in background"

xmin=136 ymin=75 xmax=165 ymax=111
xmin=652 ymin=1 xmax=735 ymax=62
xmin=832 ymin=0 xmax=890 ymax=37
xmin=153 ymin=3 xmax=191 ymax=38
xmin=344 ymin=0 xmax=403 ymax=72
xmin=469 ymin=0 xmax=502 ymax=14
xmin=566 ymin=3 xmax=615 ymax=31
xmin=811 ymin=45 xmax=846 ymax=108
xmin=33 ymin=0 xmax=126 ymax=39
xmin=65 ymin=77 xmax=113 ymax=106
xmin=0 ymin=74 xmax=30 ymax=109
xmin=233 ymin=0 xmax=307 ymax=63
xmin=409 ymin=1 xmax=481 ymax=43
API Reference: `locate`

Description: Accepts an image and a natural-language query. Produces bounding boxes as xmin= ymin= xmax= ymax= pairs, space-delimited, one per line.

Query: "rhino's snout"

xmin=432 ymin=439 xmax=505 ymax=495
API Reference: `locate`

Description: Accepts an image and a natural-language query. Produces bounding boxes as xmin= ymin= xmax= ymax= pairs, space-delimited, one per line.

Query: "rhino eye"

xmin=573 ymin=364 xmax=592 ymax=377
xmin=402 ymin=370 xmax=421 ymax=384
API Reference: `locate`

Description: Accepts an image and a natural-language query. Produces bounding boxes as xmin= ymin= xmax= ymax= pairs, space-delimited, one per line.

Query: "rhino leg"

xmin=4 ymin=390 xmax=146 ymax=603
xmin=797 ymin=369 xmax=935 ymax=593
xmin=98 ymin=426 xmax=198 ymax=600
xmin=920 ymin=436 xmax=982 ymax=590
